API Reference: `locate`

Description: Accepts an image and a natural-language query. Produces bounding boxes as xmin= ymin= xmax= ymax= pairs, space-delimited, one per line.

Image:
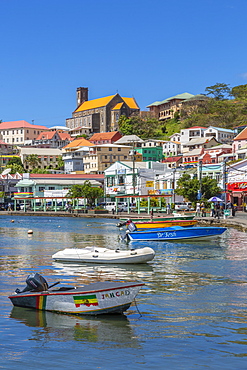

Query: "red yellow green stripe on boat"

xmin=36 ymin=294 xmax=47 ymax=310
xmin=73 ymin=294 xmax=98 ymax=307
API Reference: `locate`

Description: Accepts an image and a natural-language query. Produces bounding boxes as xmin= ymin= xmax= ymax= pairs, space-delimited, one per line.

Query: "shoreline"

xmin=1 ymin=211 xmax=247 ymax=232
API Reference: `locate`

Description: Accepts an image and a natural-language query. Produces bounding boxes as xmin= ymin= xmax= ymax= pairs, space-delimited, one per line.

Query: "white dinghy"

xmin=52 ymin=246 xmax=155 ymax=264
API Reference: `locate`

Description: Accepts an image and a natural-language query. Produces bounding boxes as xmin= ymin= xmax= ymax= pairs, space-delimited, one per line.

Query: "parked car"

xmin=174 ymin=202 xmax=190 ymax=211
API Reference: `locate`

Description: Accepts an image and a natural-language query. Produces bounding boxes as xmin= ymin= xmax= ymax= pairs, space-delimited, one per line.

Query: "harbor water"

xmin=1 ymin=215 xmax=247 ymax=369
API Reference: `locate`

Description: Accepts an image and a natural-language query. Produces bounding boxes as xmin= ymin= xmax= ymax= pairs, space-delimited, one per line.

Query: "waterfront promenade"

xmin=1 ymin=209 xmax=247 ymax=232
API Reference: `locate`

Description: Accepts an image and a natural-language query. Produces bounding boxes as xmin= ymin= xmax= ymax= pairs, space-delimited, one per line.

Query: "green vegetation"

xmin=25 ymin=154 xmax=41 ymax=171
xmin=67 ymin=181 xmax=104 ymax=208
xmin=175 ymin=173 xmax=221 ymax=203
xmin=6 ymin=157 xmax=24 ymax=173
xmin=118 ymin=83 xmax=247 ymax=140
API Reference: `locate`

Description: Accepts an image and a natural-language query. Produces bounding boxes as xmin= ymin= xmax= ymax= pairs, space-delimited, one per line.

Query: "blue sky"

xmin=0 ymin=0 xmax=247 ymax=128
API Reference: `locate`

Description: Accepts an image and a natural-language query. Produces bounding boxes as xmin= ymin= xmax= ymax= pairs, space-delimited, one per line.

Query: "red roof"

xmin=0 ymin=120 xmax=48 ymax=130
xmin=234 ymin=127 xmax=247 ymax=141
xmin=29 ymin=174 xmax=104 ymax=179
xmin=35 ymin=131 xmax=73 ymax=141
xmin=188 ymin=126 xmax=207 ymax=129
xmin=163 ymin=156 xmax=182 ymax=163
xmin=89 ymin=131 xmax=122 ymax=142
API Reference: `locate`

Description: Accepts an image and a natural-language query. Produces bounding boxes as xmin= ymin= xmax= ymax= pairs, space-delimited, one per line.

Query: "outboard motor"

xmin=116 ymin=221 xmax=127 ymax=228
xmin=15 ymin=273 xmax=49 ymax=294
xmin=126 ymin=220 xmax=137 ymax=232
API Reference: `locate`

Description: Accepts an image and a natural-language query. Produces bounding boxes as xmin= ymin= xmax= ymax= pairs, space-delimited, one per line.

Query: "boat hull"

xmin=120 ymin=216 xmax=194 ymax=222
xmin=52 ymin=247 xmax=155 ymax=264
xmin=127 ymin=226 xmax=227 ymax=241
xmin=134 ymin=220 xmax=197 ymax=229
xmin=9 ymin=282 xmax=144 ymax=315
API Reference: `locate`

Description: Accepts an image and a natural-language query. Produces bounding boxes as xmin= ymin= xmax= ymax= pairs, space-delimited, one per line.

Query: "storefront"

xmin=227 ymin=182 xmax=247 ymax=210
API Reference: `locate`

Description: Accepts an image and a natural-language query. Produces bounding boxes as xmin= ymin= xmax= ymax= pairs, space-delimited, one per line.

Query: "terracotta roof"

xmin=58 ymin=132 xmax=73 ymax=141
xmin=0 ymin=120 xmax=48 ymax=130
xmin=63 ymin=137 xmax=95 ymax=149
xmin=89 ymin=131 xmax=121 ymax=141
xmin=74 ymin=95 xmax=116 ymax=112
xmin=36 ymin=131 xmax=56 ymax=140
xmin=234 ymin=126 xmax=247 ymax=141
xmin=163 ymin=156 xmax=182 ymax=162
xmin=35 ymin=131 xmax=73 ymax=141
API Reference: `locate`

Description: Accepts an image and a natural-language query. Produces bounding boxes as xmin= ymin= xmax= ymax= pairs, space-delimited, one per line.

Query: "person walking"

xmin=196 ymin=202 xmax=200 ymax=217
xmin=210 ymin=202 xmax=215 ymax=217
xmin=200 ymin=202 xmax=206 ymax=217
xmin=214 ymin=202 xmax=221 ymax=219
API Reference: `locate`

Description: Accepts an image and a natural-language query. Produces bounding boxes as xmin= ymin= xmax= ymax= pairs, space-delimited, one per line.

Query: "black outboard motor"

xmin=15 ymin=273 xmax=49 ymax=294
xmin=116 ymin=221 xmax=127 ymax=228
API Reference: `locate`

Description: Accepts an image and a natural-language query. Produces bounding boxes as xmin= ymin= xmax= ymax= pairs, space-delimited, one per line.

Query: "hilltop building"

xmin=66 ymin=87 xmax=139 ymax=134
xmin=0 ymin=120 xmax=49 ymax=145
xmin=147 ymin=93 xmax=207 ymax=121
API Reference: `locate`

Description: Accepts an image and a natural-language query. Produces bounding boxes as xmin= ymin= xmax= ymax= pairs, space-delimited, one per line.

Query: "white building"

xmin=163 ymin=140 xmax=181 ymax=157
xmin=180 ymin=126 xmax=207 ymax=146
xmin=204 ymin=126 xmax=235 ymax=144
xmin=104 ymin=161 xmax=169 ymax=197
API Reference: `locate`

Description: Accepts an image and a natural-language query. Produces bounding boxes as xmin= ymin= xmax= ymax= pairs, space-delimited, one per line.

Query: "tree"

xmin=118 ymin=115 xmax=160 ymax=139
xmin=25 ymin=154 xmax=41 ymax=171
xmin=175 ymin=173 xmax=221 ymax=203
xmin=67 ymin=181 xmax=104 ymax=207
xmin=205 ymin=83 xmax=231 ymax=100
xmin=6 ymin=156 xmax=24 ymax=173
xmin=55 ymin=155 xmax=64 ymax=170
xmin=30 ymin=168 xmax=50 ymax=174
xmin=231 ymin=84 xmax=247 ymax=100
xmin=7 ymin=156 xmax=23 ymax=166
xmin=6 ymin=163 xmax=24 ymax=174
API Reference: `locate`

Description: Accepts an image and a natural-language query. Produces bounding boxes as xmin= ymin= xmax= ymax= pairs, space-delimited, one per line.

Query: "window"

xmin=48 ymin=187 xmax=55 ymax=190
xmin=118 ymin=148 xmax=121 ymax=151
xmin=109 ymin=147 xmax=112 ymax=151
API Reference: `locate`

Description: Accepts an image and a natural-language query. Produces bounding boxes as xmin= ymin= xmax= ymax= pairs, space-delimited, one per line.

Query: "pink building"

xmin=233 ymin=127 xmax=247 ymax=152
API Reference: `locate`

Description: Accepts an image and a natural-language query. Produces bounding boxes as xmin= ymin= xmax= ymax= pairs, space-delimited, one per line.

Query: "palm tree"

xmin=25 ymin=154 xmax=41 ymax=171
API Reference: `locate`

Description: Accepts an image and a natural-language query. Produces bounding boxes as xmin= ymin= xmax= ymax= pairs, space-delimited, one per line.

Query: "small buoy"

xmin=28 ymin=229 xmax=33 ymax=234
xmin=11 ymin=220 xmax=15 ymax=223
xmin=58 ymin=225 xmax=61 ymax=228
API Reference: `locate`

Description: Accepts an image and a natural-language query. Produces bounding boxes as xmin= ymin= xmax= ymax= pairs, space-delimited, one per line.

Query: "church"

xmin=66 ymin=87 xmax=139 ymax=135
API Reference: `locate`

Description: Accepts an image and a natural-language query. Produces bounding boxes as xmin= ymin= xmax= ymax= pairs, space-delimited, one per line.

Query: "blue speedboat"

xmin=126 ymin=226 xmax=227 ymax=241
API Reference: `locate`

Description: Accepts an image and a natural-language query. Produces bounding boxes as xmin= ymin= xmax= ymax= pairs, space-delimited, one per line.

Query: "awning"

xmin=15 ymin=179 xmax=35 ymax=187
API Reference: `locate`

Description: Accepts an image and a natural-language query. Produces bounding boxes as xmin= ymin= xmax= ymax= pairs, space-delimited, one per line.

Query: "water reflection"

xmin=52 ymin=261 xmax=153 ymax=285
xmin=10 ymin=307 xmax=139 ymax=346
